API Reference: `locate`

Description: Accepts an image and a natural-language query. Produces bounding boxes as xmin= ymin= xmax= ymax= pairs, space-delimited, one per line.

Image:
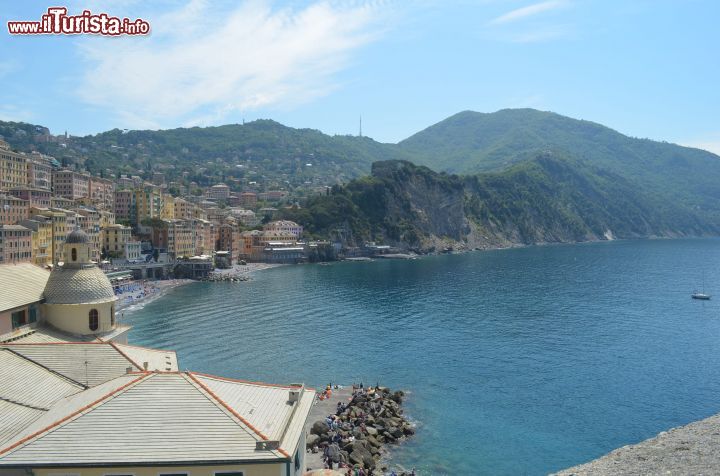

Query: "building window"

xmin=89 ymin=309 xmax=99 ymax=331
xmin=110 ymin=304 xmax=115 ymax=327
xmin=11 ymin=309 xmax=27 ymax=329
xmin=71 ymin=247 xmax=77 ymax=261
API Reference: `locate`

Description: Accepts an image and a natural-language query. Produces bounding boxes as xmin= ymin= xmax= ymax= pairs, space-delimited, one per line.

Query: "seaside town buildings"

xmin=0 ymin=140 xmax=327 ymax=266
xmin=0 ymin=230 xmax=314 ymax=474
xmin=0 ymin=224 xmax=32 ymax=264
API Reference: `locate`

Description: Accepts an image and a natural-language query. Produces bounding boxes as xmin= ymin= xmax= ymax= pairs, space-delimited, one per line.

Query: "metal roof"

xmin=0 ymin=372 xmax=314 ymax=466
xmin=0 ymin=343 xmax=147 ymax=387
xmin=4 ymin=325 xmax=132 ymax=344
xmin=0 ymin=264 xmax=50 ymax=313
xmin=0 ymin=349 xmax=84 ymax=409
xmin=0 ymin=401 xmax=44 ymax=449
xmin=113 ymin=343 xmax=178 ymax=372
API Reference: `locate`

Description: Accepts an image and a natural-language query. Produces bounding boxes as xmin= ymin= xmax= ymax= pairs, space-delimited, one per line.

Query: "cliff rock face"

xmin=291 ymin=157 xmax=719 ymax=253
xmin=370 ymin=161 xmax=469 ymax=248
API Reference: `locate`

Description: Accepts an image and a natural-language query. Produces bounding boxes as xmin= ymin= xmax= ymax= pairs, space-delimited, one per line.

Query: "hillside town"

xmin=0 ymin=138 xmax=339 ymax=277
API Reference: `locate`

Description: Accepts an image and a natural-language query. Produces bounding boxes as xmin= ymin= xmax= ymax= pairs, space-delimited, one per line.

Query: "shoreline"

xmin=117 ymin=263 xmax=283 ymax=312
xmin=304 ymin=384 xmax=415 ymax=475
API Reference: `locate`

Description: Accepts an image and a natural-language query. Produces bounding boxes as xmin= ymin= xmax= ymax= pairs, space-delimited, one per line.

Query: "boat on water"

xmin=692 ymin=292 xmax=711 ymax=300
xmin=692 ymin=272 xmax=711 ymax=300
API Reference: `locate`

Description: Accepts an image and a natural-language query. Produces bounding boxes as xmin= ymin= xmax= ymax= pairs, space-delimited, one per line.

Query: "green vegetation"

xmin=280 ymin=156 xmax=719 ymax=250
xmin=3 ymin=108 xmax=720 ymax=250
xmin=0 ymin=119 xmax=408 ymax=193
xmin=398 ymin=109 xmax=720 ymax=222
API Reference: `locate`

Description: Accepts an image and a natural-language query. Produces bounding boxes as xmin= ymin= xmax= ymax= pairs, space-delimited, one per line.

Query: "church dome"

xmin=65 ymin=228 xmax=90 ymax=244
xmin=43 ymin=266 xmax=116 ymax=304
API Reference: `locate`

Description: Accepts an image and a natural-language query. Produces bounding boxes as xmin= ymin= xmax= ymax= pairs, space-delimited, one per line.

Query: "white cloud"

xmin=76 ymin=0 xmax=389 ymax=128
xmin=490 ymin=0 xmax=569 ymax=25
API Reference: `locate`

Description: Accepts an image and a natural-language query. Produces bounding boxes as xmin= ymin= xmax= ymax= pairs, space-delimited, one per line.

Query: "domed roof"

xmin=43 ymin=265 xmax=116 ymax=305
xmin=65 ymin=228 xmax=89 ymax=244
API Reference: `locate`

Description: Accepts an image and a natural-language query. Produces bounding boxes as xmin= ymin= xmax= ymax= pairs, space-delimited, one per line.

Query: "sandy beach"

xmin=116 ymin=262 xmax=283 ymax=311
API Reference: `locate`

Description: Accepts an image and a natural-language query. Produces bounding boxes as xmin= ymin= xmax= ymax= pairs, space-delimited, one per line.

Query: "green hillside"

xmin=281 ymin=156 xmax=717 ymax=251
xmin=398 ymin=109 xmax=720 ymax=218
xmin=0 ymin=119 xmax=407 ymax=192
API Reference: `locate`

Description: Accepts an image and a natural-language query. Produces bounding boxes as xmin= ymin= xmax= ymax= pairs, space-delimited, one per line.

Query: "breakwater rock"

xmin=308 ymin=386 xmax=415 ymax=473
xmin=200 ymin=273 xmax=250 ymax=283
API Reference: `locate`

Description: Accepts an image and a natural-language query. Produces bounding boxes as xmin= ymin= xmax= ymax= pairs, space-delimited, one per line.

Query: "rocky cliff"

xmin=282 ymin=156 xmax=719 ymax=252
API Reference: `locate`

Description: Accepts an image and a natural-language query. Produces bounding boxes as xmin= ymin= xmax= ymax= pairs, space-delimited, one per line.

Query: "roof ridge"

xmin=0 ymin=372 xmax=151 ymax=457
xmin=1 ymin=341 xmax=107 ymax=346
xmin=0 ymin=396 xmax=48 ymax=412
xmin=113 ymin=342 xmax=177 ymax=354
xmin=189 ymin=371 xmax=300 ymax=389
xmin=0 ymin=347 xmax=87 ymax=389
xmin=184 ymin=372 xmax=289 ymax=458
xmin=108 ymin=341 xmax=144 ymax=371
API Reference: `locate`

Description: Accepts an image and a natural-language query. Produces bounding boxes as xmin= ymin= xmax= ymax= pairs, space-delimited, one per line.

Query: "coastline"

xmin=117 ymin=262 xmax=284 ymax=312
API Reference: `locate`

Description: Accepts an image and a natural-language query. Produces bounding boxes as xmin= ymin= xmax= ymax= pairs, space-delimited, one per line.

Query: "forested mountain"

xmin=2 ymin=109 xmax=720 ymax=250
xmin=280 ymin=157 xmax=718 ymax=251
xmin=398 ymin=109 xmax=720 ymax=220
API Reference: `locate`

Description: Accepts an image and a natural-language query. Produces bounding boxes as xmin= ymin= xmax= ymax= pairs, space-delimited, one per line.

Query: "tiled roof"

xmin=0 ymin=372 xmax=314 ymax=466
xmin=43 ymin=265 xmax=116 ymax=304
xmin=0 ymin=264 xmax=50 ymax=313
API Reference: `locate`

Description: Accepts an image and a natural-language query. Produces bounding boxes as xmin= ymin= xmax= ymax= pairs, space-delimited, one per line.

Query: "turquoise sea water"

xmin=125 ymin=239 xmax=720 ymax=475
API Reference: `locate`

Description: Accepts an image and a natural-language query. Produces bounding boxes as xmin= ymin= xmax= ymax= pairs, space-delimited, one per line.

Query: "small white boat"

xmin=692 ymin=272 xmax=711 ymax=300
xmin=692 ymin=292 xmax=711 ymax=300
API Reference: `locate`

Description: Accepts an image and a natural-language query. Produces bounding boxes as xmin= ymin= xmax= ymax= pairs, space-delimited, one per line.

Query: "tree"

xmin=152 ymin=248 xmax=159 ymax=262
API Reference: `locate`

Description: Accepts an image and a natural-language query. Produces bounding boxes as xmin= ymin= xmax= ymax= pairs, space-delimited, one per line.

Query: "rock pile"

xmin=201 ymin=273 xmax=249 ymax=283
xmin=308 ymin=387 xmax=415 ymax=473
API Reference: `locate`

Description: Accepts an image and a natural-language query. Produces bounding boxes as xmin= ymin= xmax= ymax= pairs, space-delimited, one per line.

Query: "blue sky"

xmin=1 ymin=0 xmax=719 ymax=153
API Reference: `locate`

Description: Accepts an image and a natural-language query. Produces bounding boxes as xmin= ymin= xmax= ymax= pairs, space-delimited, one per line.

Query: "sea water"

xmin=125 ymin=238 xmax=720 ymax=475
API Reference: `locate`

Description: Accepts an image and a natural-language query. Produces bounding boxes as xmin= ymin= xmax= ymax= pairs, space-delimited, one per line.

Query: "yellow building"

xmin=161 ymin=193 xmax=175 ymax=219
xmin=169 ymin=219 xmax=194 ymax=259
xmin=102 ymin=223 xmax=132 ymax=258
xmin=0 ymin=140 xmax=28 ymax=189
xmin=134 ymin=186 xmax=164 ymax=224
xmin=29 ymin=207 xmax=67 ymax=264
xmin=19 ymin=217 xmax=53 ymax=267
xmin=174 ymin=196 xmax=191 ymax=219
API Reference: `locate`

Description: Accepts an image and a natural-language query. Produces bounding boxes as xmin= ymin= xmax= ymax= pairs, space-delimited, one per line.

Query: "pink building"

xmin=0 ymin=224 xmax=32 ymax=264
xmin=7 ymin=188 xmax=52 ymax=209
xmin=52 ymin=169 xmax=90 ymax=200
xmin=0 ymin=194 xmax=29 ymax=225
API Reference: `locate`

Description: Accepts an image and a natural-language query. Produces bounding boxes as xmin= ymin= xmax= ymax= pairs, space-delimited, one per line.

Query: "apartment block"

xmin=52 ymin=169 xmax=90 ymax=200
xmin=0 ymin=224 xmax=32 ymax=264
xmin=0 ymin=140 xmax=28 ymax=189
xmin=7 ymin=187 xmax=52 ymax=208
xmin=0 ymin=194 xmax=29 ymax=225
xmin=18 ymin=217 xmax=53 ymax=267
